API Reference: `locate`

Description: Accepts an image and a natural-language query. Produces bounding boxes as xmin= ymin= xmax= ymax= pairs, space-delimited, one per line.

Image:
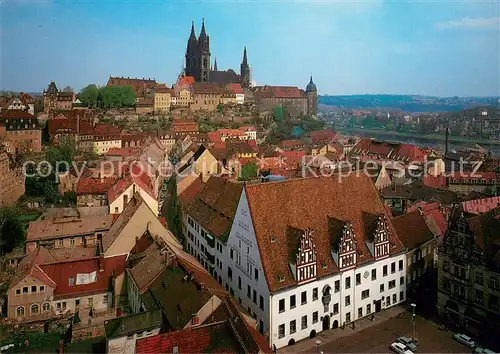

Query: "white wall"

xmin=107 ymin=327 xmax=160 ymax=354
xmin=52 ymin=292 xmax=110 ymax=316
xmin=108 ymin=183 xmax=158 ymax=217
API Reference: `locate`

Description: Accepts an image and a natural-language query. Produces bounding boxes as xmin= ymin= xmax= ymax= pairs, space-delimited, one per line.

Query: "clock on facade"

xmin=363 ymin=271 xmax=369 ymax=278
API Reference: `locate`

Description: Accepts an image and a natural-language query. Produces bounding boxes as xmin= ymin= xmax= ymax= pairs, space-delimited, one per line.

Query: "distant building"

xmin=153 ymin=86 xmax=172 ymax=114
xmin=0 ymin=151 xmax=25 ymax=206
xmin=0 ymin=110 xmax=42 ymax=155
xmin=1 ymin=94 xmax=35 ymax=115
xmin=106 ymin=76 xmax=156 ymax=102
xmin=43 ymin=82 xmax=74 ymax=113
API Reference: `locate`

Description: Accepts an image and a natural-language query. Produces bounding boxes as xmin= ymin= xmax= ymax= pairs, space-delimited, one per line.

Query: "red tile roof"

xmin=178 ymin=177 xmax=204 ymax=208
xmin=423 ymin=175 xmax=447 ymax=189
xmin=177 ymin=76 xmax=195 ymax=86
xmin=0 ymin=109 xmax=36 ymax=119
xmin=279 ymin=139 xmax=304 ymax=150
xmin=462 ymin=196 xmax=500 ymax=215
xmin=244 ymin=174 xmax=405 ymax=292
xmin=254 ymin=85 xmax=306 ymax=98
xmin=407 ymin=201 xmax=448 ymax=237
xmin=352 ymin=139 xmax=427 ymax=162
xmin=107 ymin=163 xmax=156 ymax=203
xmin=107 ymin=77 xmax=156 ymax=97
xmin=392 ymin=211 xmax=435 ymax=250
xmin=121 ymin=133 xmax=148 ymax=143
xmin=226 ymin=83 xmax=244 ymax=94
xmin=76 ymin=177 xmax=117 ymax=195
xmin=39 ymin=254 xmax=127 ymax=299
xmin=308 ymin=130 xmax=337 ymax=143
xmin=105 ymin=147 xmax=138 ymax=158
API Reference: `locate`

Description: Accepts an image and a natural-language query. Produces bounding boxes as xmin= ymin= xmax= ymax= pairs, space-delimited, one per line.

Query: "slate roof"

xmin=244 ymin=173 xmax=405 ymax=292
xmin=392 ymin=211 xmax=435 ymax=250
xmin=209 ymin=69 xmax=241 ymax=86
xmin=185 ymin=176 xmax=243 ymax=242
xmin=104 ymin=310 xmax=163 ymax=339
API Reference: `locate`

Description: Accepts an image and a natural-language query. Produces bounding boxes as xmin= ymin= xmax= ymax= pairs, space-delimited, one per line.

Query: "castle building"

xmin=185 ymin=20 xmax=251 ymax=87
xmin=43 ymin=82 xmax=74 ymax=113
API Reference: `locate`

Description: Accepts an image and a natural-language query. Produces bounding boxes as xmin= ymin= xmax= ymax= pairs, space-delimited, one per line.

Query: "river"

xmin=338 ymin=129 xmax=500 ymax=157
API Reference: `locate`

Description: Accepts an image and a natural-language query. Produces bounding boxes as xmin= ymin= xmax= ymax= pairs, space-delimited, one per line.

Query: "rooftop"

xmin=104 ymin=310 xmax=163 ymax=339
xmin=392 ymin=211 xmax=435 ymax=250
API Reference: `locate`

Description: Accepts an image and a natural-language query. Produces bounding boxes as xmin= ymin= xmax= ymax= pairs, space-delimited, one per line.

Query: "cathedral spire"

xmin=200 ymin=18 xmax=207 ymax=38
xmin=242 ymin=46 xmax=248 ymax=65
xmin=214 ymin=57 xmax=218 ymax=71
xmin=189 ymin=21 xmax=197 ymax=41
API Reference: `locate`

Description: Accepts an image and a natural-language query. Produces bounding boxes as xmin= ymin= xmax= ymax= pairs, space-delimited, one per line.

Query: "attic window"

xmin=69 ymin=277 xmax=75 ymax=286
xmin=321 ymin=263 xmax=327 ymax=269
xmin=271 ymin=236 xmax=277 ymax=244
xmin=278 ymin=274 xmax=285 ymax=282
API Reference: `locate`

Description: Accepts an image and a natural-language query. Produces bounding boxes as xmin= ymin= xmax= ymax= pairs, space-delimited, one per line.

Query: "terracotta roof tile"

xmin=0 ymin=109 xmax=36 ymax=119
xmin=392 ymin=211 xmax=435 ymax=250
xmin=76 ymin=177 xmax=116 ymax=195
xmin=226 ymin=83 xmax=244 ymax=94
xmin=254 ymin=85 xmax=306 ymax=99
xmin=178 ymin=177 xmax=204 ymax=208
xmin=462 ymin=196 xmax=500 ymax=214
xmin=244 ymin=174 xmax=405 ymax=292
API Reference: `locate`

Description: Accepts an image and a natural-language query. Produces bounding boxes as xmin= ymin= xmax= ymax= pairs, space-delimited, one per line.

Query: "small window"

xmin=279 ymin=299 xmax=285 ymax=313
xmin=42 ymin=303 xmax=50 ymax=312
xmin=173 ymin=346 xmax=179 ymax=354
xmin=40 ymin=286 xmax=45 ymax=292
xmin=383 ymin=265 xmax=388 ymax=276
xmin=16 ymin=289 xmax=21 ymax=296
xmin=31 ymin=285 xmax=37 ymax=293
xmin=312 ymin=287 xmax=318 ymax=301
xmin=399 ymin=260 xmax=403 ymax=271
xmin=372 ymin=269 xmax=377 ymax=280
xmin=301 ymin=291 xmax=307 ymax=305
xmin=313 ymin=311 xmax=318 ymax=323
xmin=22 ymin=287 xmax=28 ymax=294
xmin=278 ymin=324 xmax=285 ymax=338
xmin=290 ymin=295 xmax=296 ymax=308
xmin=345 ymin=295 xmax=350 ymax=306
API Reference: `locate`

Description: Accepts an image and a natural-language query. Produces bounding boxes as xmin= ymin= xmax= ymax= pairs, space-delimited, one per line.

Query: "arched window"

xmin=42 ymin=303 xmax=50 ymax=313
xmin=16 ymin=306 xmax=25 ymax=317
xmin=31 ymin=304 xmax=39 ymax=314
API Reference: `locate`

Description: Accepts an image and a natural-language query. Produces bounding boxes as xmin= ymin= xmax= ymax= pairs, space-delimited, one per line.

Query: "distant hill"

xmin=319 ymin=94 xmax=499 ymax=113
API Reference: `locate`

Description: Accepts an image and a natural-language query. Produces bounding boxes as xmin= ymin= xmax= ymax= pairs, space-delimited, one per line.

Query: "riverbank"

xmin=336 ymin=127 xmax=498 ymax=146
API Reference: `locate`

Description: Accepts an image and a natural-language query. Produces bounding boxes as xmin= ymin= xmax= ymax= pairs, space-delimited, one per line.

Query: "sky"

xmin=1 ymin=0 xmax=499 ymax=97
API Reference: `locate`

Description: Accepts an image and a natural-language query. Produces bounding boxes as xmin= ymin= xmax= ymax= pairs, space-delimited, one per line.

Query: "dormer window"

xmin=290 ymin=228 xmax=317 ymax=285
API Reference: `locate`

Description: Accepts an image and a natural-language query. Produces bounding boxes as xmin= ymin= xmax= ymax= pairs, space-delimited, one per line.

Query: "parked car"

xmin=396 ymin=337 xmax=418 ymax=352
xmin=473 ymin=347 xmax=496 ymax=354
xmin=453 ymin=333 xmax=475 ymax=348
xmin=390 ymin=342 xmax=414 ymax=354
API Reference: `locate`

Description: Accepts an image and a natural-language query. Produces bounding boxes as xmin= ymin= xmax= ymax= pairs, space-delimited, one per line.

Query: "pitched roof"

xmin=39 ymin=254 xmax=127 ymax=299
xmin=254 ymin=85 xmax=306 ymax=99
xmin=76 ymin=177 xmax=116 ymax=195
xmin=423 ymin=175 xmax=447 ymax=189
xmin=185 ymin=176 xmax=243 ymax=242
xmin=26 ymin=214 xmax=113 ymax=242
xmin=107 ymin=77 xmax=156 ymax=97
xmin=104 ymin=310 xmax=163 ymax=339
xmin=308 ymin=130 xmax=337 ymax=143
xmin=0 ymin=109 xmax=37 ymax=119
xmin=351 ymin=139 xmax=426 ymax=162
xmin=462 ymin=196 xmax=500 ymax=214
xmin=279 ymin=139 xmax=304 ymax=150
xmin=392 ymin=211 xmax=435 ymax=250
xmin=105 ymin=147 xmax=138 ymax=158
xmin=244 ymin=174 xmax=405 ymax=292
xmin=178 ymin=177 xmax=204 ymax=208
xmin=209 ymin=69 xmax=240 ymax=86
xmin=406 ymin=201 xmax=448 ymax=237
xmin=226 ymin=83 xmax=244 ymax=94
xmin=466 ymin=207 xmax=500 ymax=254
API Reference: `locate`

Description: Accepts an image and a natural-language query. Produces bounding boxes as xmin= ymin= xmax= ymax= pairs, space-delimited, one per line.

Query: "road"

xmin=304 ymin=315 xmax=469 ymax=353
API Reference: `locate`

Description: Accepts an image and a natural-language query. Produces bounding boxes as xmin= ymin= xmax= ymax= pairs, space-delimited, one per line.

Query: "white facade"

xmin=109 ymin=183 xmax=159 ymax=216
xmin=107 ymin=327 xmax=160 ymax=354
xmin=53 ymin=292 xmax=111 ymax=316
xmin=93 ymin=139 xmax=122 ymax=155
xmin=235 ymin=93 xmax=245 ymax=105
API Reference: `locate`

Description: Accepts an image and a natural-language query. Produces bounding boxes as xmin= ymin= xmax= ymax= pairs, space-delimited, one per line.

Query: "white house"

xmin=183 ymin=174 xmax=407 ymax=349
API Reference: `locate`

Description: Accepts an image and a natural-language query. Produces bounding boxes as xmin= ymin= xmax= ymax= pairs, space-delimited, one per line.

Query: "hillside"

xmin=319 ymin=95 xmax=499 ymax=113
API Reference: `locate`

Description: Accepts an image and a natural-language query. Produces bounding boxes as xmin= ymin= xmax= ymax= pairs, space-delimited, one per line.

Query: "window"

xmin=279 ymin=299 xmax=285 ymax=313
xmin=366 ymin=304 xmax=371 ymax=314
xmin=346 ymin=312 xmax=351 ymax=323
xmin=76 ymin=299 xmax=80 ymax=307
xmin=31 ymin=304 xmax=39 ymax=314
xmin=383 ymin=265 xmax=388 ymax=276
xmin=172 ymin=346 xmax=179 ymax=354
xmin=387 ymin=296 xmax=391 ymax=306
xmin=253 ymin=290 xmax=257 ymax=304
xmin=345 ymin=295 xmax=351 ymax=306
xmin=389 ymin=280 xmax=396 ymax=289
xmin=335 ymin=280 xmax=340 ymax=292
xmin=40 ymin=286 xmax=45 ymax=292
xmin=301 ymin=291 xmax=307 ymax=305
xmin=391 ymin=262 xmax=396 ymax=274
xmin=313 ymin=311 xmax=318 ymax=323
xmin=228 ymin=267 xmax=233 ymax=280
xmin=400 ymin=291 xmax=404 ymax=302
xmin=16 ymin=289 xmax=20 ymax=296
xmin=361 ymin=289 xmax=370 ymax=299
xmin=31 ymin=285 xmax=37 ymax=293
xmin=399 ymin=260 xmax=403 ymax=271
xmin=301 ymin=315 xmax=307 ymax=330
xmin=312 ymin=287 xmax=318 ymax=301
xmin=58 ymin=239 xmax=63 ymax=247
xmin=42 ymin=303 xmax=50 ymax=312
xmin=393 ymin=294 xmax=397 ymax=303
xmin=22 ymin=287 xmax=28 ymax=294
xmin=358 ymin=307 xmax=363 ymax=318
xmin=333 ymin=303 xmax=339 ymax=314
xmin=103 ymin=294 xmax=108 ymax=304
xmin=400 ymin=276 xmax=405 ymax=285
xmin=88 ymin=297 xmax=93 ymax=306
xmin=70 ymin=238 xmax=75 ymax=247
xmin=255 ymin=268 xmax=259 ymax=281
xmin=380 ymin=284 xmax=384 ymax=292
xmin=278 ymin=324 xmax=285 ymax=338
xmin=247 ymin=285 xmax=251 ymax=298
xmin=371 ymin=269 xmax=377 ymax=280
xmin=290 ymin=295 xmax=296 ymax=309
xmin=260 ymin=295 xmax=264 ymax=311
xmin=345 ymin=276 xmax=351 ymax=289
xmin=290 ymin=320 xmax=296 ymax=334
xmin=16 ymin=306 xmax=25 ymax=317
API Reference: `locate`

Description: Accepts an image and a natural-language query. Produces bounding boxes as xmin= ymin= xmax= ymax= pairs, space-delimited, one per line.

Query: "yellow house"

xmin=311 ymin=143 xmax=338 ymax=156
xmin=154 ymin=87 xmax=172 ymax=114
xmin=176 ymin=88 xmax=192 ymax=107
xmin=178 ymin=145 xmax=221 ymax=183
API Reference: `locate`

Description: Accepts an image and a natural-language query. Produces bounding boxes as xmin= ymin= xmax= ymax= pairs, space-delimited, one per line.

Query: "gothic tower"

xmin=197 ymin=18 xmax=211 ymax=82
xmin=240 ymin=46 xmax=251 ymax=88
xmin=185 ymin=21 xmax=198 ymax=78
xmin=306 ymin=75 xmax=318 ymax=116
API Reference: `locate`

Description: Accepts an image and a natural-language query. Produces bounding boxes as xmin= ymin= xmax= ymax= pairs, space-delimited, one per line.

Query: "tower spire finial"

xmin=200 ymin=17 xmax=207 ymax=37
xmin=189 ymin=20 xmax=197 ymax=41
xmin=242 ymin=46 xmax=248 ymax=65
xmin=214 ymin=57 xmax=218 ymax=71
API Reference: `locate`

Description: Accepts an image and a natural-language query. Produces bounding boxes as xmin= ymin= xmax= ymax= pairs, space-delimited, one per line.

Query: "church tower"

xmin=306 ymin=75 xmax=317 ymax=116
xmin=197 ymin=18 xmax=211 ymax=82
xmin=240 ymin=46 xmax=251 ymax=88
xmin=185 ymin=21 xmax=198 ymax=78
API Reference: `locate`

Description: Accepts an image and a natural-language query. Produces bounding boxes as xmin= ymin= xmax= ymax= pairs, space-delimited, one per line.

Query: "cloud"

xmin=435 ymin=17 xmax=500 ymax=30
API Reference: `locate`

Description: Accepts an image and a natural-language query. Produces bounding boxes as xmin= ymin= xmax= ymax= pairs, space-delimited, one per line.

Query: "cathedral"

xmin=185 ymin=19 xmax=251 ymax=87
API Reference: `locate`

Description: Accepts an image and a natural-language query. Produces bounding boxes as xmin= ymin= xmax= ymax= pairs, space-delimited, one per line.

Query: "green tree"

xmin=238 ymin=162 xmax=258 ymax=181
xmin=79 ymin=84 xmax=99 ymax=108
xmin=0 ymin=206 xmax=24 ymax=255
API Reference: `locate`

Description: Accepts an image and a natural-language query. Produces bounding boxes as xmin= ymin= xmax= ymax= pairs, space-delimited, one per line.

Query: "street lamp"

xmin=316 ymin=340 xmax=321 ymax=354
xmin=411 ymin=303 xmax=416 ymax=342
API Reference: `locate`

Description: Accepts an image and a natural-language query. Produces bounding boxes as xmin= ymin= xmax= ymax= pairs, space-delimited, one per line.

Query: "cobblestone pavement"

xmin=303 ymin=315 xmax=469 ymax=353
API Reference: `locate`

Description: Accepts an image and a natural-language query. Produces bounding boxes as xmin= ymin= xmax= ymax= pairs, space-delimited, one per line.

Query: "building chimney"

xmin=99 ymin=254 xmax=104 ymax=272
xmin=192 ymin=315 xmax=199 ymax=326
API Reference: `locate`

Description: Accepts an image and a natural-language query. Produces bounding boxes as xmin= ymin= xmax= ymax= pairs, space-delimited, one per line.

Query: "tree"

xmin=0 ymin=206 xmax=24 ymax=255
xmin=79 ymin=84 xmax=99 ymax=108
xmin=238 ymin=162 xmax=258 ymax=181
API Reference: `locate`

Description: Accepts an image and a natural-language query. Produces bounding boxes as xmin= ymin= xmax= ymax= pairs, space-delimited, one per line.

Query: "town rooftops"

xmin=226 ymin=83 xmax=244 ymax=94
xmin=307 ymin=129 xmax=337 ymax=143
xmin=26 ymin=214 xmax=114 ymax=242
xmin=392 ymin=211 xmax=435 ymax=250
xmin=467 ymin=207 xmax=500 ymax=256
xmin=0 ymin=109 xmax=37 ymax=119
xmin=104 ymin=310 xmax=163 ymax=340
xmin=243 ymin=173 xmax=405 ymax=292
xmin=254 ymin=85 xmax=306 ymax=99
xmin=76 ymin=177 xmax=116 ymax=195
xmin=185 ymin=176 xmax=243 ymax=242
xmin=462 ymin=196 xmax=500 ymax=214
